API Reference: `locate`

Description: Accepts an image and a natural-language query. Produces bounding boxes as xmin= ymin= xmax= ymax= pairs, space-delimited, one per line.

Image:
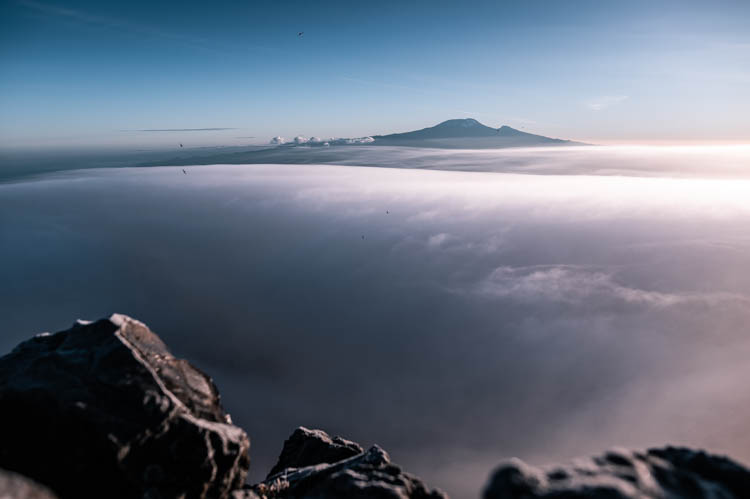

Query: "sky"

xmin=1 ymin=0 xmax=749 ymax=149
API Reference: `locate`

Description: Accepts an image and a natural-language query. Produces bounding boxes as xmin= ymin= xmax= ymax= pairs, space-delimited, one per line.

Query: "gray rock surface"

xmin=243 ymin=429 xmax=446 ymax=499
xmin=0 ymin=314 xmax=250 ymax=499
xmin=483 ymin=446 xmax=750 ymax=498
xmin=5 ymin=314 xmax=750 ymax=499
xmin=267 ymin=426 xmax=363 ymax=478
xmin=0 ymin=468 xmax=58 ymax=499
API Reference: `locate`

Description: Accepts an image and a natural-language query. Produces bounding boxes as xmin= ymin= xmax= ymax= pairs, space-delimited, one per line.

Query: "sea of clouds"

xmin=2 ymin=147 xmax=750 ymax=498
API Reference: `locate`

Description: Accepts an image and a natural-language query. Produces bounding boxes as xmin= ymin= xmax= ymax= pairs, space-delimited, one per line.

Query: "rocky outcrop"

xmin=0 ymin=314 xmax=249 ymax=499
xmin=483 ymin=446 xmax=750 ymax=499
xmin=0 ymin=468 xmax=59 ymax=499
xmin=267 ymin=426 xmax=363 ymax=478
xmin=242 ymin=436 xmax=447 ymax=499
xmin=4 ymin=314 xmax=750 ymax=499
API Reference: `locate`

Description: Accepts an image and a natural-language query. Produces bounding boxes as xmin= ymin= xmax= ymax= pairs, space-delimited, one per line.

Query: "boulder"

xmin=267 ymin=426 xmax=363 ymax=478
xmin=0 ymin=314 xmax=250 ymax=499
xmin=483 ymin=446 xmax=750 ymax=499
xmin=0 ymin=468 xmax=59 ymax=499
xmin=242 ymin=428 xmax=446 ymax=499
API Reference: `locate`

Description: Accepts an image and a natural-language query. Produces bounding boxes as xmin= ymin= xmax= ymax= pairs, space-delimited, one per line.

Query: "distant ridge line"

xmin=374 ymin=118 xmax=566 ymax=142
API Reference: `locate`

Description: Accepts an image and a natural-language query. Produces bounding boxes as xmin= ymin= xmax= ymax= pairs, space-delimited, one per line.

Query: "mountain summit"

xmin=374 ymin=118 xmax=500 ymax=139
xmin=372 ymin=118 xmax=580 ymax=148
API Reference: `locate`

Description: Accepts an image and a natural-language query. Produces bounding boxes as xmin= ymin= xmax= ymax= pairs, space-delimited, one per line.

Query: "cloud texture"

xmin=2 ymin=149 xmax=750 ymax=498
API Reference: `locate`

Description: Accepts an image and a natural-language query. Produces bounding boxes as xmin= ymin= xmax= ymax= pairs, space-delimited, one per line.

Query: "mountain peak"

xmin=372 ymin=119 xmax=577 ymax=148
xmin=375 ymin=118 xmax=498 ymax=140
xmin=436 ymin=118 xmax=483 ymax=128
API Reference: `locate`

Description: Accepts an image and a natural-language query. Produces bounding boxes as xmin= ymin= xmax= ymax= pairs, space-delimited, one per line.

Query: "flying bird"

xmin=386 ymin=210 xmax=389 ymax=214
xmin=298 ymin=31 xmax=304 ymax=37
xmin=182 ymin=169 xmax=187 ymax=175
xmin=362 ymin=235 xmax=365 ymax=240
xmin=179 ymin=143 xmax=183 ymax=148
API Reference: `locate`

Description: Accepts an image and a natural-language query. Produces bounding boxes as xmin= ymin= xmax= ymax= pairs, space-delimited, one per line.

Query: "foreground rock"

xmin=483 ymin=446 xmax=750 ymax=499
xmin=5 ymin=314 xmax=750 ymax=499
xmin=267 ymin=426 xmax=363 ymax=478
xmin=0 ymin=469 xmax=59 ymax=499
xmin=240 ymin=428 xmax=446 ymax=499
xmin=0 ymin=314 xmax=250 ymax=499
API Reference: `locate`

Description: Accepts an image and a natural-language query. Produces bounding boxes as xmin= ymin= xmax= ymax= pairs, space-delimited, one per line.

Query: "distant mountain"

xmin=374 ymin=118 xmax=500 ymax=139
xmin=372 ymin=118 xmax=582 ymax=148
xmin=136 ymin=119 xmax=585 ymax=171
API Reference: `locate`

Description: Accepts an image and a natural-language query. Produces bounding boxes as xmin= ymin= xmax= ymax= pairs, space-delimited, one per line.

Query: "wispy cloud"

xmin=128 ymin=128 xmax=238 ymax=132
xmin=586 ymin=95 xmax=629 ymax=111
xmin=475 ymin=264 xmax=749 ymax=309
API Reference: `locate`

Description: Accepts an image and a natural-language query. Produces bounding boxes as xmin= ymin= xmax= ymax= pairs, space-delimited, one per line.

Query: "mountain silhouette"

xmin=372 ymin=118 xmax=581 ymax=148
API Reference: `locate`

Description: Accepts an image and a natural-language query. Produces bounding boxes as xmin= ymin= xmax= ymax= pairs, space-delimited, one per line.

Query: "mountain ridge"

xmin=371 ymin=118 xmax=579 ymax=147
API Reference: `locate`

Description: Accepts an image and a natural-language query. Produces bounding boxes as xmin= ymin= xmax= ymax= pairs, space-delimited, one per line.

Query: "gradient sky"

xmin=1 ymin=0 xmax=749 ymax=148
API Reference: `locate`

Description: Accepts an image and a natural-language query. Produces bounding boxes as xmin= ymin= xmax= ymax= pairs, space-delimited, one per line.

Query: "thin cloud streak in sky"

xmin=586 ymin=95 xmax=629 ymax=111
xmin=130 ymin=128 xmax=238 ymax=132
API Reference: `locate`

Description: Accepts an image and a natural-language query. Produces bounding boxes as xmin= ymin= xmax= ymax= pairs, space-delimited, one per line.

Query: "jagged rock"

xmin=0 ymin=314 xmax=250 ymax=499
xmin=247 ymin=437 xmax=446 ymax=499
xmin=267 ymin=426 xmax=363 ymax=478
xmin=0 ymin=468 xmax=59 ymax=499
xmin=483 ymin=446 xmax=750 ymax=498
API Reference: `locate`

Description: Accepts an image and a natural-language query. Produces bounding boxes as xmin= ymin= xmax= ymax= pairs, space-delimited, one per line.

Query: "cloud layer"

xmin=475 ymin=265 xmax=748 ymax=309
xmin=2 ymin=150 xmax=750 ymax=498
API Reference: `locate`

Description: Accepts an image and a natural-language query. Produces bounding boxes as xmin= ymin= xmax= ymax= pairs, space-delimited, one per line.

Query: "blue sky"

xmin=1 ymin=0 xmax=749 ymax=148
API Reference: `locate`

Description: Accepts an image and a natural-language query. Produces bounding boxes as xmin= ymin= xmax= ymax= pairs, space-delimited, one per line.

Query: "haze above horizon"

xmin=1 ymin=0 xmax=748 ymax=149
